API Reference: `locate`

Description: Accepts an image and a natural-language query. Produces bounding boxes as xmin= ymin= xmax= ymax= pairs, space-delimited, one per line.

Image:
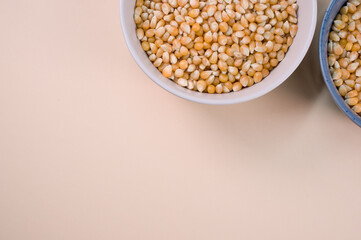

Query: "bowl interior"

xmin=120 ymin=0 xmax=317 ymax=104
xmin=319 ymin=0 xmax=361 ymax=127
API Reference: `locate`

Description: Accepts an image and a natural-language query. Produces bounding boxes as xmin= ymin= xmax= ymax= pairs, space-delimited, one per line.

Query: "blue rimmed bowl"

xmin=319 ymin=0 xmax=361 ymax=127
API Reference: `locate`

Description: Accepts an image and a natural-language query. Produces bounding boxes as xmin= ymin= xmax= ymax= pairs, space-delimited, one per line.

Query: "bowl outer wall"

xmin=121 ymin=0 xmax=318 ymax=105
xmin=319 ymin=0 xmax=361 ymax=127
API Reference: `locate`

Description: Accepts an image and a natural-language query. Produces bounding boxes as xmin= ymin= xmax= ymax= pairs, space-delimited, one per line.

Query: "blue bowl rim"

xmin=319 ymin=0 xmax=361 ymax=127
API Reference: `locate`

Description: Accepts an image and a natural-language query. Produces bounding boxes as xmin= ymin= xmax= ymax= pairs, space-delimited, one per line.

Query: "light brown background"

xmin=1 ymin=0 xmax=361 ymax=239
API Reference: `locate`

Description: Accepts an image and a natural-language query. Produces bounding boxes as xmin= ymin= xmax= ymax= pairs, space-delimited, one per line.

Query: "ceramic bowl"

xmin=120 ymin=0 xmax=317 ymax=105
xmin=319 ymin=0 xmax=361 ymax=127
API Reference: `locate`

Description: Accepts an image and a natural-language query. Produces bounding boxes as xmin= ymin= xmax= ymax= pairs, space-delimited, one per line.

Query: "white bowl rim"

xmin=120 ymin=0 xmax=318 ymax=105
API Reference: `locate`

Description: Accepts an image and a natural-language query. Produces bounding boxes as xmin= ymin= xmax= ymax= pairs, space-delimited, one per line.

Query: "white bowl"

xmin=120 ymin=0 xmax=317 ymax=105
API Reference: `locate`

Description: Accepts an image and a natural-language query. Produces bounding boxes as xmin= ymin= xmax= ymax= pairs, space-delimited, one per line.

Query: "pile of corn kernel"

xmin=134 ymin=0 xmax=298 ymax=94
xmin=328 ymin=0 xmax=361 ymax=114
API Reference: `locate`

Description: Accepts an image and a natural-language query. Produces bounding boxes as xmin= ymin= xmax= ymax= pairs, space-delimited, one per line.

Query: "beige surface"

xmin=1 ymin=0 xmax=361 ymax=239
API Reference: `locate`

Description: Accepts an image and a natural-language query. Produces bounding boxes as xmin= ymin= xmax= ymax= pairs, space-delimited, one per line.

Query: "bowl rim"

xmin=319 ymin=0 xmax=361 ymax=127
xmin=120 ymin=0 xmax=318 ymax=105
